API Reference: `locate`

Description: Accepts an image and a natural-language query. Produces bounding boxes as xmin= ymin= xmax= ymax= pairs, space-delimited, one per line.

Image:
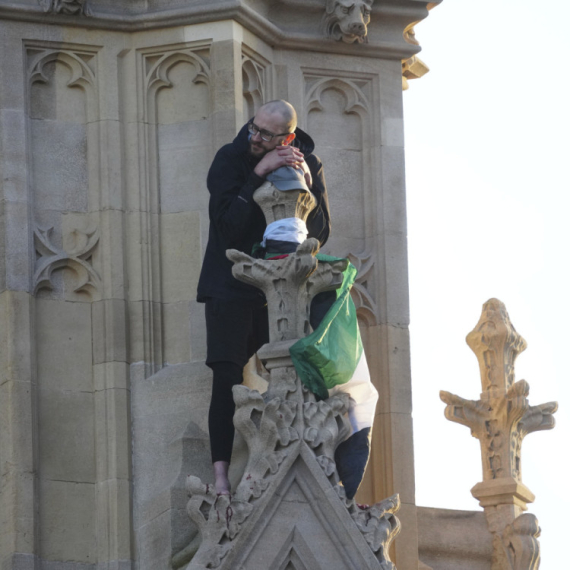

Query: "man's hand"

xmin=254 ymin=145 xmax=306 ymax=178
xmin=299 ymin=159 xmax=312 ymax=188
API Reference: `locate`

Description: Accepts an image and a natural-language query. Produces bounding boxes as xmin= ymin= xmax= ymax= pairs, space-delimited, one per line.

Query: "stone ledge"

xmin=0 ymin=0 xmax=434 ymax=60
xmin=417 ymin=506 xmax=493 ymax=570
xmin=0 ymin=555 xmax=132 ymax=570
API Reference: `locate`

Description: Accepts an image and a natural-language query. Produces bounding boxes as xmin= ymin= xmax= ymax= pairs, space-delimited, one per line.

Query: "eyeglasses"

xmin=247 ymin=120 xmax=291 ymax=142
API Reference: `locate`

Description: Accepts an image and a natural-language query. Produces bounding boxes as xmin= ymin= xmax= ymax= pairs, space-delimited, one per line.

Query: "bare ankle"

xmin=213 ymin=461 xmax=231 ymax=495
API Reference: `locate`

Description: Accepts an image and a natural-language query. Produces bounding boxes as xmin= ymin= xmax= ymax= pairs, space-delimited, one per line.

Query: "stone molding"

xmin=0 ymin=0 xmax=441 ymax=60
xmin=20 ymin=37 xmax=133 ymax=567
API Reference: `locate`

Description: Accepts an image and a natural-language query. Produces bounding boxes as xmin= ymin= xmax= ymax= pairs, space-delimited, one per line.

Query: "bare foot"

xmin=213 ymin=461 xmax=231 ymax=495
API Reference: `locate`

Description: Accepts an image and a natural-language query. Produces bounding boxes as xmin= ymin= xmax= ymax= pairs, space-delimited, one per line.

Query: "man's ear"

xmin=283 ymin=133 xmax=296 ymax=145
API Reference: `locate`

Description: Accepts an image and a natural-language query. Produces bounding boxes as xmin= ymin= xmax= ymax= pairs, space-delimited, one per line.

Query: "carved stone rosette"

xmin=184 ymin=181 xmax=400 ymax=569
xmin=440 ymin=298 xmax=557 ymax=570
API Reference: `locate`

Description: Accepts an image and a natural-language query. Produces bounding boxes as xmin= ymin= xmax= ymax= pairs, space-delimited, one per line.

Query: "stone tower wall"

xmin=0 ymin=2 xmax=436 ymax=569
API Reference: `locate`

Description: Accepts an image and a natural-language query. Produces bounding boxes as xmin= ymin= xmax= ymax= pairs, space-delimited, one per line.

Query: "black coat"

xmin=197 ymin=122 xmax=331 ymax=302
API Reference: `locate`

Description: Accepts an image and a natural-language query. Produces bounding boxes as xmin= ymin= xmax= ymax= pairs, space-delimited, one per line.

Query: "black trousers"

xmin=205 ymin=291 xmax=336 ymax=463
xmin=205 ymin=297 xmax=268 ymax=463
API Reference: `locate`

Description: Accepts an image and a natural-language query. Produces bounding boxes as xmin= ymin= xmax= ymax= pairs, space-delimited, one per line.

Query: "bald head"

xmin=248 ymin=100 xmax=298 ymax=158
xmin=259 ymin=100 xmax=297 ymax=134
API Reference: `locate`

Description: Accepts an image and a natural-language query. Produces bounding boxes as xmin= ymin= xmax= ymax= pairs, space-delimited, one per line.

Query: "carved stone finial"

xmin=227 ymin=240 xmax=346 ymax=345
xmin=253 ymin=181 xmax=316 ymax=226
xmin=227 ymin=181 xmax=347 ymax=345
xmin=323 ymin=0 xmax=374 ymax=44
xmin=440 ymin=298 xmax=557 ymax=568
xmin=466 ymin=298 xmax=527 ymax=393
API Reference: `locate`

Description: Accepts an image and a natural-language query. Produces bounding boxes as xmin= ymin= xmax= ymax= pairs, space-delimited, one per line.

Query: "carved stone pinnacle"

xmin=185 ymin=174 xmax=399 ymax=569
xmin=466 ymin=298 xmax=527 ymax=393
xmin=440 ymin=298 xmax=558 ymax=569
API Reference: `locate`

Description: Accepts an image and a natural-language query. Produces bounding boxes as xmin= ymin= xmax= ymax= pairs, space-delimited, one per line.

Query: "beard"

xmin=248 ymin=140 xmax=268 ymax=158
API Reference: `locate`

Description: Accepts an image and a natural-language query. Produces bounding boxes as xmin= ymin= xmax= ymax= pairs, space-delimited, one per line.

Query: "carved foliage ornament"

xmin=186 ymin=380 xmax=399 ymax=569
xmin=38 ymin=0 xmax=91 ymax=16
xmin=185 ymin=384 xmax=302 ymax=569
xmin=323 ymin=0 xmax=374 ymax=44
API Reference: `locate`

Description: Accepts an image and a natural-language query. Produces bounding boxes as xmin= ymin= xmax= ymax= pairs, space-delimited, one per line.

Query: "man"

xmin=197 ymin=100 xmax=331 ymax=494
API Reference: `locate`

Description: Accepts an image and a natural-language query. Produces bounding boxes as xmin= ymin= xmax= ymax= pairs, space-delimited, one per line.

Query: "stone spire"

xmin=440 ymin=298 xmax=557 ymax=570
xmin=184 ymin=179 xmax=400 ymax=569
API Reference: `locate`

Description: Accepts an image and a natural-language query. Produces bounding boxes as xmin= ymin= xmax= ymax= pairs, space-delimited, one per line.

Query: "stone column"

xmin=90 ymin=38 xmax=133 ymax=570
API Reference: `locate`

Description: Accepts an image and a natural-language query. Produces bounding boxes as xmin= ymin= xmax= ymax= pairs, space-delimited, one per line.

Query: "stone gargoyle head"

xmin=323 ymin=0 xmax=374 ymax=44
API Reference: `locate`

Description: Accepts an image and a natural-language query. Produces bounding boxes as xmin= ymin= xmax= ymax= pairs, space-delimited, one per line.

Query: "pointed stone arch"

xmin=242 ymin=56 xmax=265 ymax=120
xmin=28 ymin=48 xmax=98 ymax=121
xmin=135 ymin=46 xmax=212 ymax=375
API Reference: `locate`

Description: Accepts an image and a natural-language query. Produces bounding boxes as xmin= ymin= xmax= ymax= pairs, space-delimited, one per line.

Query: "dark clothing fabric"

xmin=208 ymin=361 xmax=243 ymax=463
xmin=199 ymin=120 xmax=331 ymax=465
xmin=205 ymin=299 xmax=268 ymax=463
xmin=197 ymin=122 xmax=331 ymax=302
xmin=205 ymin=297 xmax=269 ymax=367
xmin=334 ymin=427 xmax=371 ymax=500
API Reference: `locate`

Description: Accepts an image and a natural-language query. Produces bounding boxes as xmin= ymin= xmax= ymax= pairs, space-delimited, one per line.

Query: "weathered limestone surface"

xmin=0 ymin=1 xmax=442 ymax=569
xmin=417 ymin=507 xmax=493 ymax=570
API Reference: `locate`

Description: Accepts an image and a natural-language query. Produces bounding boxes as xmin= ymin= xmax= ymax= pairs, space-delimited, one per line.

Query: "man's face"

xmin=248 ymin=109 xmax=292 ymax=158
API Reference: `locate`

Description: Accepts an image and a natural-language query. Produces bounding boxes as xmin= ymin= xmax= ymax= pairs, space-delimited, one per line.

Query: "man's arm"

xmin=207 ymin=145 xmax=310 ymax=248
xmin=207 ymin=147 xmax=264 ymax=247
